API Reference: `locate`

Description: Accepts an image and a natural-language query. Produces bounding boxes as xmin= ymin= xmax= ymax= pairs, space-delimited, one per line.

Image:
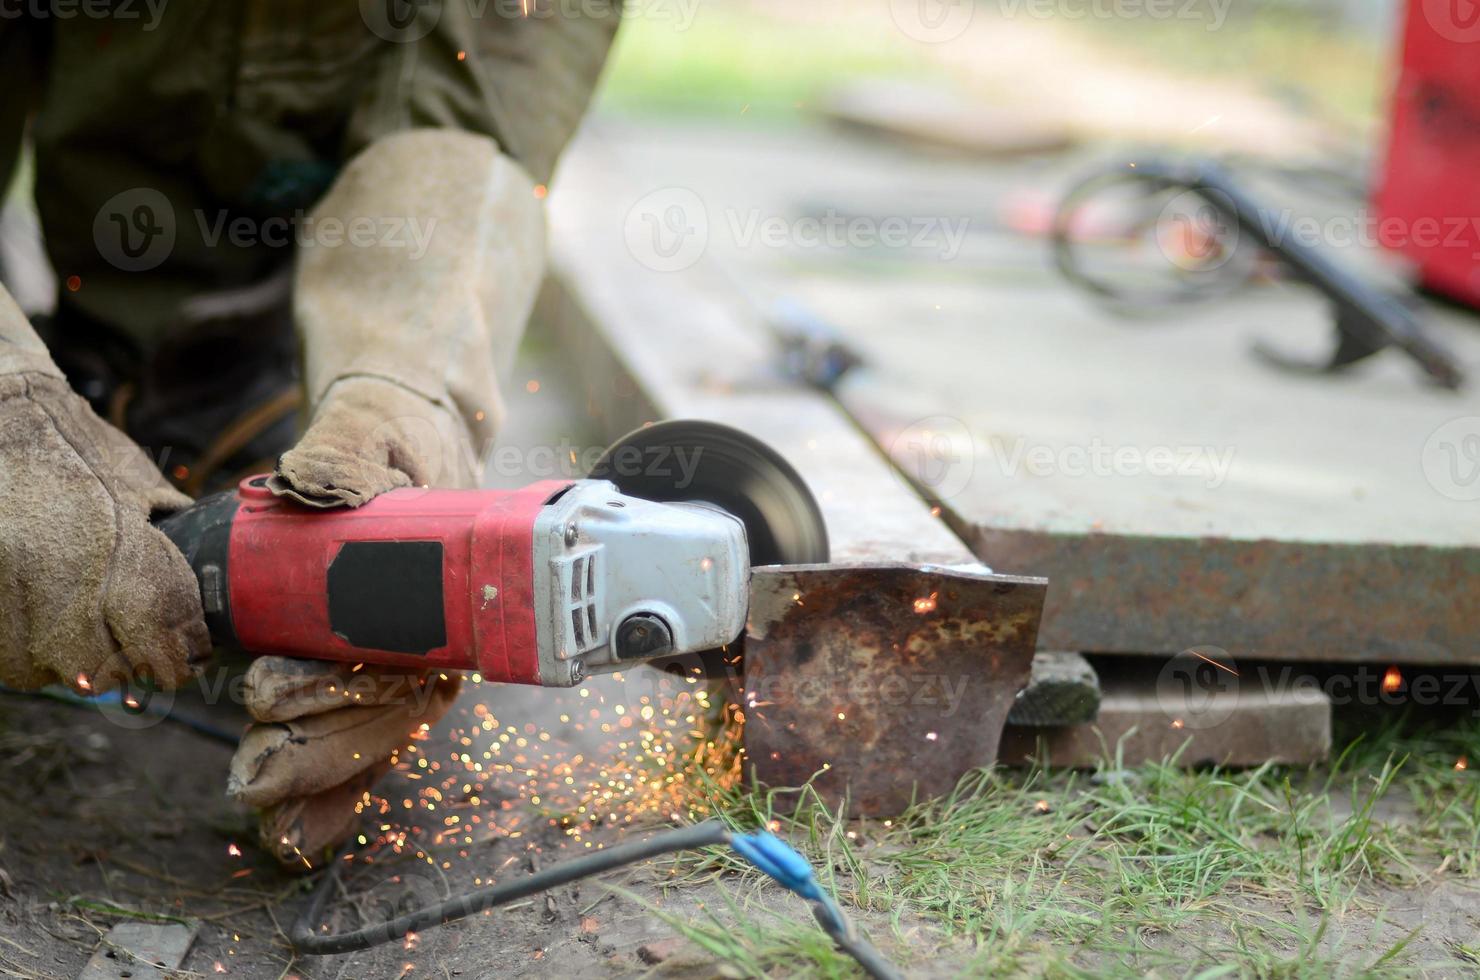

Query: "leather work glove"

xmin=229 ymin=129 xmax=547 ymax=866
xmin=227 ymin=657 xmax=462 ymax=866
xmin=0 ymin=286 xmax=210 ymax=694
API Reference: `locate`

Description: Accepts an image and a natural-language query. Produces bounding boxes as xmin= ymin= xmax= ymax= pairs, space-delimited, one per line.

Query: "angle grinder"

xmin=155 ymin=420 xmax=828 ymax=686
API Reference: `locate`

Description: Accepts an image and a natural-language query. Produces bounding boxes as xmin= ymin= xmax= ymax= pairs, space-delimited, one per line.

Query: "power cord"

xmin=0 ymin=684 xmax=241 ymax=745
xmin=290 ymin=820 xmax=902 ymax=980
xmin=4 ymin=686 xmax=901 ymax=975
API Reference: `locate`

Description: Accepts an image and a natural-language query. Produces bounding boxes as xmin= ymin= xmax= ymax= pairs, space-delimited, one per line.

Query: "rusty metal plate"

xmin=742 ymin=563 xmax=1047 ymax=815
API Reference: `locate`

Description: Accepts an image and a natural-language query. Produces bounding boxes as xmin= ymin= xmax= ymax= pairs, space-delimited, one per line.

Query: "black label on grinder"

xmin=327 ymin=541 xmax=446 ymax=654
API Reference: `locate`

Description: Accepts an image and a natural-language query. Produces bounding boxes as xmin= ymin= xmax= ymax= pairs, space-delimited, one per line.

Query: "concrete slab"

xmin=999 ymin=667 xmax=1333 ymax=768
xmin=559 ymin=119 xmax=1480 ymax=664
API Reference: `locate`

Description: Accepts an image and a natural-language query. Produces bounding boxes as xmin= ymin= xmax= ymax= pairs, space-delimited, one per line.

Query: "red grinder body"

xmin=160 ymin=476 xmax=570 ymax=684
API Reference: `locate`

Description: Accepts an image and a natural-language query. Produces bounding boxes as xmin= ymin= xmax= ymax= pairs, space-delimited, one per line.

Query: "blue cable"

xmin=730 ymin=830 xmax=827 ymax=901
xmin=729 ymin=829 xmax=901 ymax=979
xmin=0 ymin=683 xmax=241 ymax=745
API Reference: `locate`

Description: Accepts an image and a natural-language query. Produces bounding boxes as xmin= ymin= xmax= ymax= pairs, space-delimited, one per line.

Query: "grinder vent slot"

xmin=555 ymin=549 xmax=604 ymax=657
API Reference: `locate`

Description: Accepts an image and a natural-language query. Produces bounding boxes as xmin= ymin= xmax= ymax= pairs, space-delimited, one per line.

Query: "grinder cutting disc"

xmin=591 ymin=420 xmax=828 ymax=566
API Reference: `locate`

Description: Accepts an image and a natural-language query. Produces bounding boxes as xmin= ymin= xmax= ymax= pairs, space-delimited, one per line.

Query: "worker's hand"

xmin=269 ymin=375 xmax=477 ymax=508
xmin=230 ymin=362 xmax=478 ymax=866
xmin=228 ymin=657 xmax=461 ymax=866
xmin=227 ymin=129 xmax=545 ymax=866
xmin=0 ymin=370 xmax=211 ymax=694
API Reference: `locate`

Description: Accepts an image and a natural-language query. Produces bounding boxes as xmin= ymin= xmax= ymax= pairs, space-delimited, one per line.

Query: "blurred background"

xmin=597 ymin=0 xmax=1388 ymax=144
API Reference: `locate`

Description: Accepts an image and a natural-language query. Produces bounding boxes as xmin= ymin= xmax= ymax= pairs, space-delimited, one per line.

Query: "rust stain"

xmin=742 ymin=563 xmax=1047 ymax=815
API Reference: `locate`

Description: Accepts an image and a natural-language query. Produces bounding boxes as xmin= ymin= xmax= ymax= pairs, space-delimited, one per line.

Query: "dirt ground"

xmin=0 ymin=679 xmax=737 ymax=980
xmin=4 ymin=687 xmax=1479 ymax=980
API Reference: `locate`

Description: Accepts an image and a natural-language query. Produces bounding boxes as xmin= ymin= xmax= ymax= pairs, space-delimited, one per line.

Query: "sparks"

xmin=1382 ymin=666 xmax=1402 ymax=693
xmin=913 ymin=592 xmax=938 ymax=615
xmin=1457 ymin=756 xmax=1468 ymax=772
xmin=1189 ymin=650 xmax=1238 ymax=676
xmin=355 ymin=657 xmax=747 ymax=876
xmin=227 ymin=843 xmax=242 ymax=857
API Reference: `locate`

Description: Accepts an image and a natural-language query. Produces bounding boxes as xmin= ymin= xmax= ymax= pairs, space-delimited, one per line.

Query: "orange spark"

xmin=913 ymin=592 xmax=938 ymax=615
xmin=1189 ymin=650 xmax=1238 ymax=676
xmin=1456 ymin=756 xmax=1468 ymax=772
xmin=1382 ymin=666 xmax=1402 ymax=693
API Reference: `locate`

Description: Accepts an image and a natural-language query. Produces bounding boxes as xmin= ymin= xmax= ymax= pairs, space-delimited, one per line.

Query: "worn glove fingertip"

xmin=228 ymin=723 xmax=291 ymax=806
xmin=271 ymin=447 xmax=408 ymax=508
xmin=258 ymin=761 xmax=390 ymax=870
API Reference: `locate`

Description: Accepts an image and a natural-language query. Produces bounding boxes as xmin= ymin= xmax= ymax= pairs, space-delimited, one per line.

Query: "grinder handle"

xmin=154 ymin=488 xmax=245 ymax=648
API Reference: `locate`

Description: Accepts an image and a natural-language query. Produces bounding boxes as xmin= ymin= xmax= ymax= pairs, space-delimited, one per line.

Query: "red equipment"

xmin=1374 ymin=0 xmax=1480 ymax=307
xmin=154 ymin=421 xmax=829 ymax=688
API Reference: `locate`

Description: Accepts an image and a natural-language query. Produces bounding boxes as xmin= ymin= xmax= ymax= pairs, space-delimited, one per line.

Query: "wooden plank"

xmin=820 ymin=80 xmax=1076 ymax=159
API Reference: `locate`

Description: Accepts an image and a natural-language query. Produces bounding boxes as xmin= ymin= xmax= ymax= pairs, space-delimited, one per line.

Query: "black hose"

xmin=290 ymin=820 xmax=903 ymax=980
xmin=290 ymin=821 xmax=730 ymax=955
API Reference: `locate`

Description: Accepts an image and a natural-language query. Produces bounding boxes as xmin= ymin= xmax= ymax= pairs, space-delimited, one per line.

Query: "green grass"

xmin=599 ymin=0 xmax=1384 ymax=142
xmin=638 ymin=710 xmax=1480 ymax=977
xmin=598 ymin=4 xmax=942 ymax=119
xmin=1058 ymin=4 xmax=1387 ymax=132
